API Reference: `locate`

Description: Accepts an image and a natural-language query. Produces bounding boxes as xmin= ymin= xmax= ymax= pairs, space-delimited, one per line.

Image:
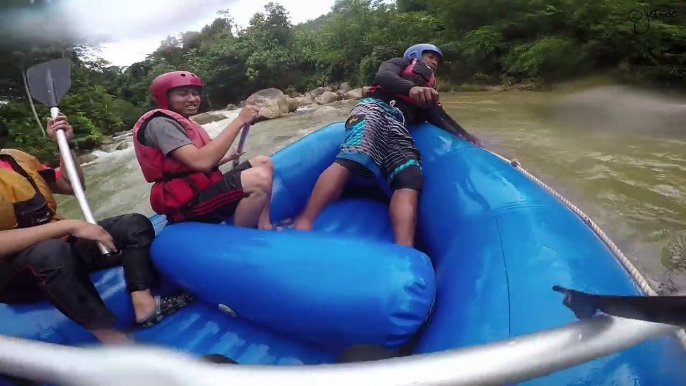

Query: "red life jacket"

xmin=132 ymin=109 xmax=222 ymax=216
xmin=368 ymin=59 xmax=436 ymax=106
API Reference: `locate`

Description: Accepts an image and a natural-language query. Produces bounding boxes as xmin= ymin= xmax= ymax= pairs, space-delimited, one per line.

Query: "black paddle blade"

xmin=553 ymin=285 xmax=686 ymax=326
xmin=200 ymin=354 xmax=239 ymax=365
xmin=26 ymin=58 xmax=72 ymax=107
xmin=335 ymin=345 xmax=406 ymax=363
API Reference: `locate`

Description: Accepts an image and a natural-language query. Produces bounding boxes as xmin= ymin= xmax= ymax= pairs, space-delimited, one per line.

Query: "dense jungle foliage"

xmin=1 ymin=0 xmax=683 ymax=162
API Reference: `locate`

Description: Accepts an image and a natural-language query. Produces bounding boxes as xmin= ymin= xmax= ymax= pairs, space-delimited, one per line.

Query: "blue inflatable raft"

xmin=1 ymin=121 xmax=686 ymax=385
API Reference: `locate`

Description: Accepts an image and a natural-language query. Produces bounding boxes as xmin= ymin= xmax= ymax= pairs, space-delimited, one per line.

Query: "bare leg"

xmin=91 ymin=329 xmax=131 ymax=344
xmin=293 ymin=163 xmax=351 ymax=231
xmin=233 ymin=164 xmax=273 ymax=228
xmin=389 ymin=188 xmax=419 ymax=247
xmin=130 ymin=289 xmax=156 ymax=323
xmin=246 ymin=156 xmax=275 ymax=230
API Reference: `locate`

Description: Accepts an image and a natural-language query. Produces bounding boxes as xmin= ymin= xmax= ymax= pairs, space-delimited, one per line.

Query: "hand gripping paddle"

xmin=26 ymin=58 xmax=110 ymax=256
xmin=232 ymin=124 xmax=251 ymax=169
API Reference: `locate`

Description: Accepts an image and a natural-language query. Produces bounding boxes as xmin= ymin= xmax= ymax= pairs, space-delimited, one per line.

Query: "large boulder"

xmin=315 ymin=91 xmax=338 ymax=105
xmin=339 ymin=82 xmax=351 ymax=93
xmin=100 ymin=139 xmax=130 ymax=153
xmin=77 ymin=153 xmax=98 ymax=165
xmin=100 ymin=135 xmax=114 ymax=145
xmin=298 ymin=95 xmax=314 ymax=107
xmin=191 ymin=112 xmax=227 ymax=125
xmin=245 ymin=88 xmax=289 ymax=121
xmin=312 ymin=106 xmax=339 ymax=118
xmin=286 ymin=97 xmax=299 ymax=113
xmin=309 ymin=87 xmax=326 ymax=98
xmin=345 ymin=88 xmax=364 ymax=100
xmin=226 ymin=103 xmax=238 ymax=110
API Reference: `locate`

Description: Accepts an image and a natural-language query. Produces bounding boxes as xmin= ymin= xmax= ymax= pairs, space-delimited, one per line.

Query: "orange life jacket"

xmin=0 ymin=149 xmax=61 ymax=231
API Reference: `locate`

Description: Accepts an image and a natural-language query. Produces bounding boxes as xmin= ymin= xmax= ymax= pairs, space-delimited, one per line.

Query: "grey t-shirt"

xmin=141 ymin=117 xmax=192 ymax=155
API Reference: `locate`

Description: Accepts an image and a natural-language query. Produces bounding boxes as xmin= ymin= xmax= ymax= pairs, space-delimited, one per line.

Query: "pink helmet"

xmin=150 ymin=71 xmax=204 ymax=109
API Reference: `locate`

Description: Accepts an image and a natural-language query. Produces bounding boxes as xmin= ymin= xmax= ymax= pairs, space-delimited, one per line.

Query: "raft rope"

xmin=485 ymin=149 xmax=686 ymax=349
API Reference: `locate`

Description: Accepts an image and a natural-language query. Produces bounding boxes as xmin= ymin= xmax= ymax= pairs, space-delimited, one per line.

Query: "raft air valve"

xmin=218 ymin=304 xmax=237 ymax=317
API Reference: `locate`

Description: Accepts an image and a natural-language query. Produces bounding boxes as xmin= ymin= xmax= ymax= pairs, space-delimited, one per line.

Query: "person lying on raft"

xmin=291 ymin=44 xmax=481 ymax=246
xmin=0 ymin=116 xmax=190 ymax=345
xmin=132 ymin=71 xmax=276 ymax=229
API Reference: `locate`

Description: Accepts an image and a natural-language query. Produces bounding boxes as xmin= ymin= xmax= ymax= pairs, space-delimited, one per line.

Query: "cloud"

xmin=0 ymin=0 xmax=336 ymax=66
xmin=63 ymin=0 xmax=236 ymax=43
xmin=98 ymin=0 xmax=337 ymax=66
xmin=0 ymin=0 xmax=236 ymax=50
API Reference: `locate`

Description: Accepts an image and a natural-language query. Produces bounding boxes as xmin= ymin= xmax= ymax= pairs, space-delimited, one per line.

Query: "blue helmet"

xmin=404 ymin=44 xmax=443 ymax=61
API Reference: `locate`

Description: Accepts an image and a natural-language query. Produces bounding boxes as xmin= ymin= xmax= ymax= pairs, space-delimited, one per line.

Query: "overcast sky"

xmin=63 ymin=0 xmax=337 ymax=67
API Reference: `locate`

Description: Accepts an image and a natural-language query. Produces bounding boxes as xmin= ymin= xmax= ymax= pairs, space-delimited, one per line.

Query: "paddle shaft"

xmin=50 ymin=108 xmax=109 ymax=256
xmin=232 ymin=124 xmax=250 ymax=168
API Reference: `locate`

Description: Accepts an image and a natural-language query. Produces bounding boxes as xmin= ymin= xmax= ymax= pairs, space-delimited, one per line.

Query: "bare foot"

xmin=131 ymin=290 xmax=156 ymax=323
xmin=258 ymin=221 xmax=273 ymax=230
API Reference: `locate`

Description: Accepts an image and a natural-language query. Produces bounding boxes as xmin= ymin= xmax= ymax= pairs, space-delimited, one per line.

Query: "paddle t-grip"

xmin=50 ymin=107 xmax=110 ymax=256
xmin=232 ymin=124 xmax=251 ymax=168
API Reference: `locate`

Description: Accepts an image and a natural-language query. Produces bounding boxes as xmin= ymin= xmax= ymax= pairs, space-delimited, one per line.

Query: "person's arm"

xmin=45 ymin=114 xmax=84 ymax=195
xmin=374 ymin=58 xmax=440 ymax=106
xmin=0 ymin=220 xmax=116 ymax=259
xmin=170 ymin=106 xmax=258 ymax=173
xmin=423 ymin=104 xmax=481 ymax=146
xmin=373 ymin=58 xmax=416 ymax=96
xmin=217 ymin=151 xmax=245 ymax=166
xmin=52 ymin=149 xmax=83 ymax=195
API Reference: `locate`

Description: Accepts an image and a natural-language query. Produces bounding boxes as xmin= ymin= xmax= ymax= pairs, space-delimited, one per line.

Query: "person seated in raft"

xmin=132 ymin=71 xmax=277 ymax=229
xmin=291 ymin=44 xmax=481 ymax=246
xmin=0 ymin=116 xmax=190 ymax=345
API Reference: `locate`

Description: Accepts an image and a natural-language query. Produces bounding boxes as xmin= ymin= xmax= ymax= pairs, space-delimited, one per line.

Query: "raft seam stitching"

xmin=494 ymin=216 xmax=512 ymax=338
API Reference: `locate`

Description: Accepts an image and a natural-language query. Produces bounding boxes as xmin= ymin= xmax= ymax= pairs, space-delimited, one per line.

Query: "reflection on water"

xmin=58 ymin=88 xmax=686 ymax=293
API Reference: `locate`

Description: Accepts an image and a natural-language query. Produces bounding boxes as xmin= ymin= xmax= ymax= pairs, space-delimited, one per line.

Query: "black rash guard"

xmin=366 ymin=57 xmax=473 ymax=140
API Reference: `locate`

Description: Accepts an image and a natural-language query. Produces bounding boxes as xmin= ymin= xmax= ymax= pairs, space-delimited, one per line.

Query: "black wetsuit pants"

xmin=0 ymin=214 xmax=157 ymax=330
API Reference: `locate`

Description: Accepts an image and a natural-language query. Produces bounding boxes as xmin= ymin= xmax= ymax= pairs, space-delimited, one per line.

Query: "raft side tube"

xmin=268 ymin=123 xmax=346 ymax=223
xmin=151 ymin=222 xmax=436 ymax=350
xmin=410 ymin=123 xmax=686 ymax=384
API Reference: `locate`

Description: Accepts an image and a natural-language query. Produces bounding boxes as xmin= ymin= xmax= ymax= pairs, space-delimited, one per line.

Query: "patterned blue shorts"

xmin=336 ymin=98 xmax=421 ymax=183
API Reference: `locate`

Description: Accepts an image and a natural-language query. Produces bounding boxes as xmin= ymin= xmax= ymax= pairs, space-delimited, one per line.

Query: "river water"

xmin=57 ymin=88 xmax=686 ymax=294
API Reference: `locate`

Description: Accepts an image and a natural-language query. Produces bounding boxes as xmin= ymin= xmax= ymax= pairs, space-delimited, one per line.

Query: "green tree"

xmin=2 ymin=0 xmax=683 ymax=163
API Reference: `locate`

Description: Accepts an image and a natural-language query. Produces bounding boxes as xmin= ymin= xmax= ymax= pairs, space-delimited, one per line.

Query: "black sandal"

xmin=136 ymin=293 xmax=195 ymax=328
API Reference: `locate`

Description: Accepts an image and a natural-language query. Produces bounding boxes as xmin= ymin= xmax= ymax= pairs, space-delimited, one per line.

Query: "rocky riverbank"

xmin=76 ymin=79 xmax=522 ymax=165
xmin=178 ymin=83 xmax=369 ymax=128
xmin=234 ymin=82 xmax=369 ymax=122
xmin=74 ymin=83 xmax=366 ymax=165
xmin=73 ymin=79 xmax=540 ymax=165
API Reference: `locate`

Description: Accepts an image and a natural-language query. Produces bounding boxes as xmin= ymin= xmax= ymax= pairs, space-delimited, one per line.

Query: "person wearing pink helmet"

xmin=132 ymin=71 xmax=275 ymax=229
